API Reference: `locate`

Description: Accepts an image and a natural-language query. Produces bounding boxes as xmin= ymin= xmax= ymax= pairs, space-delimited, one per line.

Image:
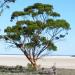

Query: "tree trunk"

xmin=28 ymin=57 xmax=37 ymax=70
xmin=32 ymin=61 xmax=37 ymax=70
xmin=23 ymin=51 xmax=37 ymax=70
xmin=25 ymin=56 xmax=37 ymax=70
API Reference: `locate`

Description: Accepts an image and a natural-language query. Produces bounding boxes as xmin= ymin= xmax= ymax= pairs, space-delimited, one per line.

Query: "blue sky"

xmin=0 ymin=0 xmax=75 ymax=55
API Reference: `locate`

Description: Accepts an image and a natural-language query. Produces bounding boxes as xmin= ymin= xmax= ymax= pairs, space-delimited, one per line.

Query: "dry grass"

xmin=57 ymin=68 xmax=75 ymax=75
xmin=0 ymin=67 xmax=75 ymax=75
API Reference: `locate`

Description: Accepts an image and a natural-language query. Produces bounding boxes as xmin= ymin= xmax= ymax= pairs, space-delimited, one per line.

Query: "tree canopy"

xmin=4 ymin=3 xmax=70 ymax=69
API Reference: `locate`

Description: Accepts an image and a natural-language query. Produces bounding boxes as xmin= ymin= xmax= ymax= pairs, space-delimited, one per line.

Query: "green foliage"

xmin=50 ymin=12 xmax=60 ymax=17
xmin=55 ymin=19 xmax=70 ymax=29
xmin=47 ymin=41 xmax=57 ymax=51
xmin=46 ymin=19 xmax=70 ymax=29
xmin=40 ymin=37 xmax=57 ymax=50
xmin=27 ymin=63 xmax=36 ymax=71
xmin=11 ymin=11 xmax=28 ymax=21
xmin=15 ymin=65 xmax=23 ymax=70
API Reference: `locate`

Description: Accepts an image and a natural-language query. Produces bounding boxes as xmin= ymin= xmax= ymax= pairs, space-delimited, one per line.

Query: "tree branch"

xmin=36 ymin=45 xmax=47 ymax=59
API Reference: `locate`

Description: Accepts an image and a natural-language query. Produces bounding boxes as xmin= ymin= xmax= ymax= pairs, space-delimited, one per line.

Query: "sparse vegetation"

xmin=56 ymin=68 xmax=75 ymax=75
xmin=26 ymin=63 xmax=36 ymax=71
xmin=0 ymin=66 xmax=75 ymax=75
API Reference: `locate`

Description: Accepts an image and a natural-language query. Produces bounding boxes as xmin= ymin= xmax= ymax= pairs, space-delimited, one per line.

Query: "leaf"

xmin=11 ymin=11 xmax=29 ymax=21
xmin=50 ymin=12 xmax=60 ymax=17
xmin=47 ymin=41 xmax=57 ymax=51
xmin=55 ymin=19 xmax=70 ymax=29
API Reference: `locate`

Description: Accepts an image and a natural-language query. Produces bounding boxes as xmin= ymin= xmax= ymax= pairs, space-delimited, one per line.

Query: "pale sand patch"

xmin=0 ymin=55 xmax=75 ymax=69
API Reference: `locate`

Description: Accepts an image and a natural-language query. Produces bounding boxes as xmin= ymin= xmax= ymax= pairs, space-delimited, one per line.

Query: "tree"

xmin=0 ymin=0 xmax=16 ymax=15
xmin=3 ymin=3 xmax=70 ymax=69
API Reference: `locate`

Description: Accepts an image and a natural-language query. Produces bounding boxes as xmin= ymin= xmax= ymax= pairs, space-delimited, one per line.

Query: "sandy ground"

xmin=0 ymin=55 xmax=75 ymax=69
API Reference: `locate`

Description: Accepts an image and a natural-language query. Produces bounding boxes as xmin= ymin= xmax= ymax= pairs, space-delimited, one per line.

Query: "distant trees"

xmin=3 ymin=3 xmax=70 ymax=69
xmin=0 ymin=0 xmax=16 ymax=15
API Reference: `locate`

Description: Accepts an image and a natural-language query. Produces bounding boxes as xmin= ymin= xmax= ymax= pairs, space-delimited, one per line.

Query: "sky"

xmin=0 ymin=0 xmax=75 ymax=55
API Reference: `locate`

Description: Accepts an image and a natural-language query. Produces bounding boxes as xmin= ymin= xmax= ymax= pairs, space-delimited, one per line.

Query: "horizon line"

xmin=0 ymin=54 xmax=74 ymax=56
